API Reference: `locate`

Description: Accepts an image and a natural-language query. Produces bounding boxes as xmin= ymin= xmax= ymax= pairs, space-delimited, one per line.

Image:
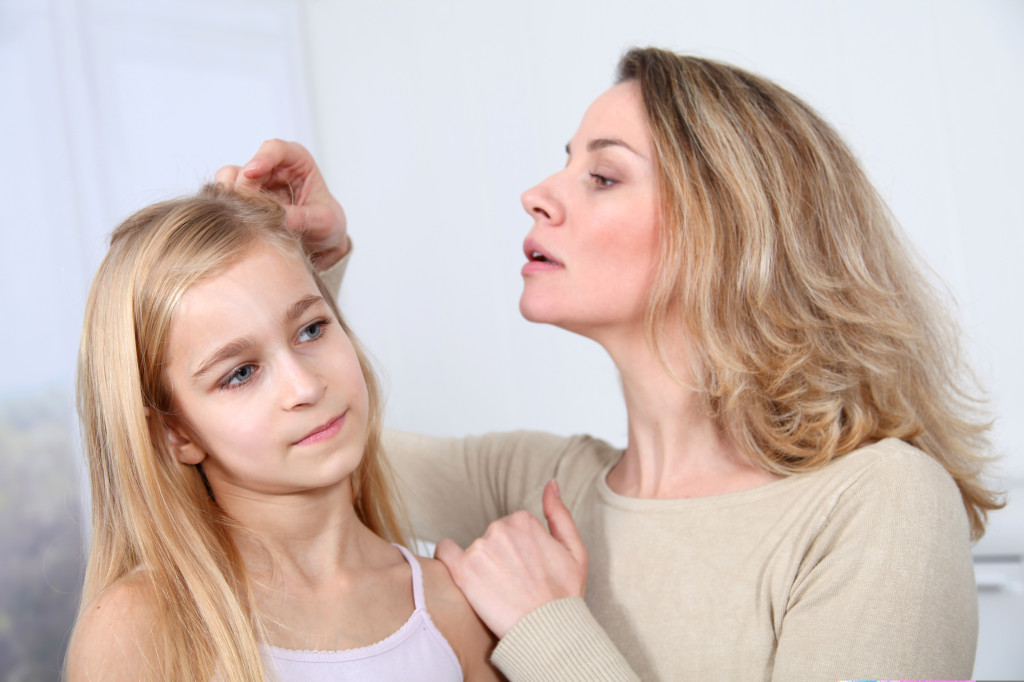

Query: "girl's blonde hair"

xmin=74 ymin=183 xmax=406 ymax=680
xmin=618 ymin=47 xmax=1002 ymax=538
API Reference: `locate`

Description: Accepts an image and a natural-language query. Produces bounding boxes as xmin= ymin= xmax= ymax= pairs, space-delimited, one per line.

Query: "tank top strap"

xmin=393 ymin=544 xmax=426 ymax=610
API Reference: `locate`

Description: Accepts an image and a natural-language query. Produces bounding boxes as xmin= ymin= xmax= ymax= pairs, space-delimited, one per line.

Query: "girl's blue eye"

xmin=299 ymin=319 xmax=327 ymax=343
xmin=223 ymin=364 xmax=257 ymax=388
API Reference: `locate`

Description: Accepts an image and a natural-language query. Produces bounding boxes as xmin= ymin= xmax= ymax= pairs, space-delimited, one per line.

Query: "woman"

xmin=218 ymin=48 xmax=1002 ymax=680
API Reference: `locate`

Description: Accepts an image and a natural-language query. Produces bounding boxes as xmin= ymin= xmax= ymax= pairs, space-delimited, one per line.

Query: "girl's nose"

xmin=281 ymin=354 xmax=325 ymax=410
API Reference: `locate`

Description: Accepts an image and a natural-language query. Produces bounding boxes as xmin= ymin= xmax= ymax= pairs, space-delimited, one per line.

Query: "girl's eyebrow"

xmin=285 ymin=295 xmax=325 ymax=323
xmin=191 ymin=296 xmax=327 ymax=381
xmin=192 ymin=338 xmax=253 ymax=381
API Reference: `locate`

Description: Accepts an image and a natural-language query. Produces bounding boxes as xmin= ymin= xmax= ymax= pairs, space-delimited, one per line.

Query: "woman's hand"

xmin=215 ymin=139 xmax=349 ymax=269
xmin=435 ymin=481 xmax=588 ymax=638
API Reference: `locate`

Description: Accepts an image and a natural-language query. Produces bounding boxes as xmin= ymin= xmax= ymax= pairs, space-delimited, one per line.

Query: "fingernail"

xmin=551 ymin=480 xmax=561 ymax=497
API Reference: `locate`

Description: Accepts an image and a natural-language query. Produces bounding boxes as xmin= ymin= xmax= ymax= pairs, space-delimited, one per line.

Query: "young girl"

xmin=66 ymin=184 xmax=501 ymax=681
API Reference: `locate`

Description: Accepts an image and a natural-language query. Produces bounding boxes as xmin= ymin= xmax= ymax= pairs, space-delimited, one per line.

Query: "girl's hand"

xmin=435 ymin=480 xmax=588 ymax=638
xmin=215 ymin=139 xmax=349 ymax=269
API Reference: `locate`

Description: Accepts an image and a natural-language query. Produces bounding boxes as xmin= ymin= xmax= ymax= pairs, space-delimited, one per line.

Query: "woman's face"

xmin=519 ymin=80 xmax=660 ymax=340
xmin=162 ymin=245 xmax=369 ymax=503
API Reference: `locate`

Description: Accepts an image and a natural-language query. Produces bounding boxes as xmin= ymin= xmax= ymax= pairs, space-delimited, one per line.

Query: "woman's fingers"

xmin=434 ymin=485 xmax=588 ymax=638
xmin=213 ymin=164 xmax=241 ymax=187
xmin=543 ymin=480 xmax=588 ymax=584
xmin=214 ymin=140 xmax=348 ymax=269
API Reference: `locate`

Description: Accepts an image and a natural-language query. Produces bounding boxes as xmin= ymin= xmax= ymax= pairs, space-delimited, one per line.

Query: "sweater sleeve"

xmin=317 ymin=246 xmax=349 ymax=297
xmin=384 ymin=431 xmax=644 ymax=681
xmin=383 ymin=430 xmax=582 ymax=547
xmin=492 ymin=598 xmax=640 ymax=682
xmin=771 ymin=444 xmax=978 ymax=681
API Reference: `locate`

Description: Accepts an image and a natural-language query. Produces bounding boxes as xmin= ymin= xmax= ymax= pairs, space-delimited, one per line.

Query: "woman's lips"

xmin=522 ymin=238 xmax=563 ymax=275
xmin=294 ymin=413 xmax=346 ymax=446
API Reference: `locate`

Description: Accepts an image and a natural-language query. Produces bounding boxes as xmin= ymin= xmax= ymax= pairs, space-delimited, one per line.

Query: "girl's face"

xmin=162 ymin=244 xmax=369 ymax=502
xmin=519 ymin=81 xmax=660 ymax=340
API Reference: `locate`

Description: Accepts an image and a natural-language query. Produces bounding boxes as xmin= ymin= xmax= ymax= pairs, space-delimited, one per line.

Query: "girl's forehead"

xmin=184 ymin=241 xmax=308 ymax=292
xmin=175 ymin=246 xmax=318 ymax=327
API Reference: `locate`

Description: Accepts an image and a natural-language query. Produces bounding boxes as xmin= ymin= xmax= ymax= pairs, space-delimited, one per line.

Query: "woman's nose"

xmin=521 ymin=173 xmax=565 ymax=225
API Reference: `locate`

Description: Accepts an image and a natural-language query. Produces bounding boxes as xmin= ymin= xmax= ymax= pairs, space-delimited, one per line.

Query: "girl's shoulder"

xmin=416 ymin=554 xmax=502 ymax=681
xmin=66 ymin=571 xmax=162 ymax=681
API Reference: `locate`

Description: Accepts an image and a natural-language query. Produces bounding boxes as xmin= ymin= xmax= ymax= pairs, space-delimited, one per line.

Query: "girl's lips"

xmin=294 ymin=413 xmax=345 ymax=446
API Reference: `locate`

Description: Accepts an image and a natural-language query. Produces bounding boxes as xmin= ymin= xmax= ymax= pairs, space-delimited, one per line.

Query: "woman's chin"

xmin=518 ymin=295 xmax=555 ymax=324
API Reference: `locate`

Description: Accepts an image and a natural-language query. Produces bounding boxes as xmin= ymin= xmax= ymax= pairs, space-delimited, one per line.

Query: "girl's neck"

xmin=215 ymin=479 xmax=378 ymax=583
xmin=217 ymin=481 xmax=412 ymax=651
xmin=598 ymin=326 xmax=780 ymax=499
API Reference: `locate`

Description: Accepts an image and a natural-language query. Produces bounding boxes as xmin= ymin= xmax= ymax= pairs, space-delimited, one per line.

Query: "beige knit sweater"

xmin=385 ymin=431 xmax=977 ymax=681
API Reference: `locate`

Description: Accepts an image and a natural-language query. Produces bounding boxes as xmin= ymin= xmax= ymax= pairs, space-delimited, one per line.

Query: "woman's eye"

xmin=298 ymin=319 xmax=329 ymax=343
xmin=222 ymin=364 xmax=257 ymax=389
xmin=589 ymin=172 xmax=615 ymax=187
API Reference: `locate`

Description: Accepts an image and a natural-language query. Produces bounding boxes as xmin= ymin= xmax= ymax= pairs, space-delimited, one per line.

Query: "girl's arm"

xmin=419 ymin=555 xmax=504 ymax=681
xmin=66 ymin=577 xmax=162 ymax=682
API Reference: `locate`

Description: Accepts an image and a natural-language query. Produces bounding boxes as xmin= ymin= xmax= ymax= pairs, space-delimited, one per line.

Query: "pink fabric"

xmin=261 ymin=545 xmax=463 ymax=681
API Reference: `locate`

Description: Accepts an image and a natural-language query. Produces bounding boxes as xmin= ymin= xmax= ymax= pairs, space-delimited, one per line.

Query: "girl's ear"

xmin=148 ymin=409 xmax=206 ymax=465
xmin=165 ymin=424 xmax=206 ymax=465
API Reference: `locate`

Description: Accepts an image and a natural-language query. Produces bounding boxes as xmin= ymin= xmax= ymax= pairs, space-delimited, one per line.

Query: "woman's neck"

xmin=599 ymin=326 xmax=780 ymax=499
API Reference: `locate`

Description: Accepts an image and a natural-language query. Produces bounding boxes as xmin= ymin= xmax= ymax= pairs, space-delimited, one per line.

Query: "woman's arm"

xmin=771 ymin=445 xmax=978 ymax=680
xmin=385 ymin=429 xmax=584 ymax=546
xmin=436 ymin=480 xmax=641 ymax=682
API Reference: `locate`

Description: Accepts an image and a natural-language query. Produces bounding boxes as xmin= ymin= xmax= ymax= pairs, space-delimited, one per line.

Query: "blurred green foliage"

xmin=0 ymin=388 xmax=85 ymax=681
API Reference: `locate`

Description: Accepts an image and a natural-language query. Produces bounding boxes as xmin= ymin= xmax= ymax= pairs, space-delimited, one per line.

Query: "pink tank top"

xmin=261 ymin=545 xmax=463 ymax=681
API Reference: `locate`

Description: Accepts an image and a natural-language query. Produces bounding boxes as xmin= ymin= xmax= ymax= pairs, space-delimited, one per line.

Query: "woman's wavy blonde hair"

xmin=73 ymin=183 xmax=407 ymax=680
xmin=619 ymin=47 xmax=1002 ymax=538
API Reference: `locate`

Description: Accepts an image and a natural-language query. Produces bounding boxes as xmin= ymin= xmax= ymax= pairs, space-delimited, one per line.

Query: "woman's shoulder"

xmin=415 ymin=554 xmax=502 ymax=681
xmin=813 ymin=438 xmax=970 ymax=541
xmin=826 ymin=438 xmax=960 ymax=497
xmin=66 ymin=572 xmax=162 ymax=681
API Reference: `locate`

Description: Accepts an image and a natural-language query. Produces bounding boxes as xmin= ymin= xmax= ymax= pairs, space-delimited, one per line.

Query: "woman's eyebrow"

xmin=565 ymin=138 xmax=645 ymax=159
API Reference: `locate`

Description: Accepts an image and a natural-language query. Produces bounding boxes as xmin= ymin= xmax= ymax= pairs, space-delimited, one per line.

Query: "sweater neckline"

xmin=595 ymin=438 xmax=898 ymax=511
